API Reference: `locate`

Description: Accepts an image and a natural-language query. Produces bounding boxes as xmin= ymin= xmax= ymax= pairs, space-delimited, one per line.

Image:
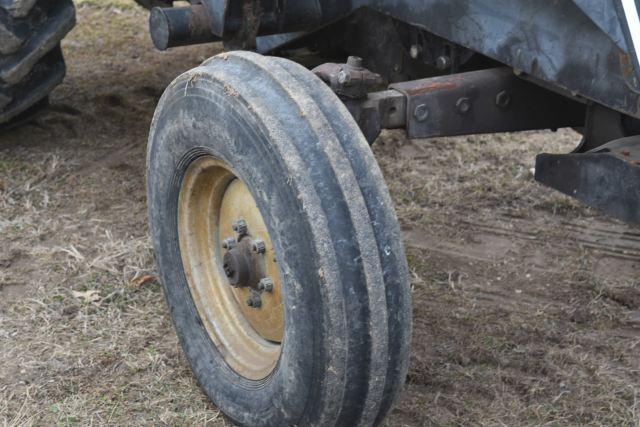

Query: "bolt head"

xmin=232 ymin=219 xmax=248 ymax=236
xmin=337 ymin=69 xmax=350 ymax=85
xmin=495 ymin=90 xmax=510 ymax=108
xmin=414 ymin=104 xmax=429 ymax=122
xmin=247 ymin=294 xmax=262 ymax=308
xmin=222 ymin=237 xmax=237 ymax=250
xmin=456 ymin=97 xmax=471 ymax=115
xmin=436 ymin=55 xmax=451 ymax=70
xmin=409 ymin=44 xmax=421 ymax=59
xmin=346 ymin=56 xmax=363 ymax=69
xmin=258 ymin=278 xmax=274 ymax=292
xmin=252 ymin=239 xmax=266 ymax=254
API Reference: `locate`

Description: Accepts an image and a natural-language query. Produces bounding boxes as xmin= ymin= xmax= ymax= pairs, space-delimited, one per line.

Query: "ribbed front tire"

xmin=147 ymin=51 xmax=412 ymax=426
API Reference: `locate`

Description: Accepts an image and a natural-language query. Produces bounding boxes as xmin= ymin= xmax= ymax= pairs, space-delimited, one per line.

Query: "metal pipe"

xmin=149 ymin=4 xmax=220 ymax=51
xmin=200 ymin=0 xmax=354 ymax=38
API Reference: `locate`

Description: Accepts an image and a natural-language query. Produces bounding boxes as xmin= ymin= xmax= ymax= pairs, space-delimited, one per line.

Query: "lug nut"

xmin=258 ymin=278 xmax=274 ymax=292
xmin=252 ymin=239 xmax=266 ymax=254
xmin=232 ymin=219 xmax=248 ymax=236
xmin=222 ymin=237 xmax=237 ymax=250
xmin=247 ymin=292 xmax=262 ymax=308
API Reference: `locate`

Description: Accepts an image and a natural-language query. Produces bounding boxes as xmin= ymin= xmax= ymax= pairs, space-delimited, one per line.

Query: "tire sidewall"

xmin=147 ymin=78 xmax=324 ymax=426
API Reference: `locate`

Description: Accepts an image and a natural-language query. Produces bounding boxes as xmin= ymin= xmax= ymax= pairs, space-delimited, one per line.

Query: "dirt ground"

xmin=1 ymin=2 xmax=639 ymax=426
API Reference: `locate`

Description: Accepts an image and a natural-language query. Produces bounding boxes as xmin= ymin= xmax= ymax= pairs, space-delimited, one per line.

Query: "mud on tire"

xmin=0 ymin=0 xmax=75 ymax=126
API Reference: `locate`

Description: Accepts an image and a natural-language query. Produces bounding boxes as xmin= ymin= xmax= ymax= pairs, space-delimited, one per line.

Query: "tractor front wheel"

xmin=147 ymin=51 xmax=411 ymax=426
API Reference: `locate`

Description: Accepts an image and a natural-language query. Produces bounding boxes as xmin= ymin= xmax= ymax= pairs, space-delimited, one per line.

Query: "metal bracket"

xmin=536 ymin=135 xmax=640 ymax=223
xmin=390 ymin=68 xmax=586 ymax=139
xmin=312 ymin=56 xmax=384 ymax=100
xmin=573 ymin=103 xmax=640 ymax=153
xmin=344 ymin=90 xmax=406 ymax=143
xmin=330 ymin=67 xmax=586 ymax=143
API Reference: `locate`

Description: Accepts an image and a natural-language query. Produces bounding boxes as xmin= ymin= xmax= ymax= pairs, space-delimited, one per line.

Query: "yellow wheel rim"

xmin=178 ymin=156 xmax=284 ymax=380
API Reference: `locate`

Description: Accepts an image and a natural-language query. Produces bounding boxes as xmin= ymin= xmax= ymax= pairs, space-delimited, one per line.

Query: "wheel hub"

xmin=221 ymin=221 xmax=275 ymax=309
xmin=222 ymin=240 xmax=255 ymax=288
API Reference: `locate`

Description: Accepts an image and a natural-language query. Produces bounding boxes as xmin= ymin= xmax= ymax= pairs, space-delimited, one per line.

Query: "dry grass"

xmin=0 ymin=3 xmax=228 ymax=425
xmin=375 ymin=130 xmax=640 ymax=426
xmin=0 ymin=150 xmax=228 ymax=425
xmin=1 ymin=3 xmax=639 ymax=426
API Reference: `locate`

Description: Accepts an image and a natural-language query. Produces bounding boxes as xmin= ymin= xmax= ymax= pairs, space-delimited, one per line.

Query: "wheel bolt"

xmin=232 ymin=219 xmax=248 ymax=236
xmin=252 ymin=239 xmax=266 ymax=254
xmin=247 ymin=292 xmax=262 ymax=308
xmin=222 ymin=237 xmax=237 ymax=250
xmin=258 ymin=278 xmax=274 ymax=293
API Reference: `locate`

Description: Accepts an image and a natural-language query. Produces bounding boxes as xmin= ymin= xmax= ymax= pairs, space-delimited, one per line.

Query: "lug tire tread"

xmin=0 ymin=0 xmax=75 ymax=125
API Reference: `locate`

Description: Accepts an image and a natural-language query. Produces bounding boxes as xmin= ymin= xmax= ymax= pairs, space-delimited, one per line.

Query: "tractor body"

xmin=149 ymin=0 xmax=640 ymax=222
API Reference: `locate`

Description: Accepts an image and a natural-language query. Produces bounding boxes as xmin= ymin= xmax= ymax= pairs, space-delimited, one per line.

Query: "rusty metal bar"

xmin=389 ymin=68 xmax=586 ymax=139
xmin=340 ymin=67 xmax=586 ymax=143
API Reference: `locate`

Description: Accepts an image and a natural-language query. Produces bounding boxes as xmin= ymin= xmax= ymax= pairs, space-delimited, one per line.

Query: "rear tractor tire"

xmin=0 ymin=0 xmax=76 ymax=127
xmin=147 ymin=51 xmax=412 ymax=426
